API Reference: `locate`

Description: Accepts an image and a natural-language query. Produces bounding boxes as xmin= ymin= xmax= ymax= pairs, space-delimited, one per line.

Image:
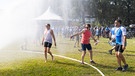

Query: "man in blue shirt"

xmin=114 ymin=19 xmax=128 ymax=72
xmin=108 ymin=26 xmax=116 ymax=55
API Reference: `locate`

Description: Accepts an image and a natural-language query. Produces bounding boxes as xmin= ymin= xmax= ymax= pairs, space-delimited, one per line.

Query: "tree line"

xmin=70 ymin=0 xmax=135 ymax=26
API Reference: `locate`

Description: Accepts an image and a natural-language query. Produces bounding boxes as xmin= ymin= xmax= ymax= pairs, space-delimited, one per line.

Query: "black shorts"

xmin=81 ymin=43 xmax=92 ymax=51
xmin=44 ymin=42 xmax=52 ymax=48
xmin=115 ymin=44 xmax=124 ymax=53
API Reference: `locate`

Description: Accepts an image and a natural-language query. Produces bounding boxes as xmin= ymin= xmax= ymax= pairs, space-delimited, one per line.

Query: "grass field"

xmin=0 ymin=36 xmax=135 ymax=76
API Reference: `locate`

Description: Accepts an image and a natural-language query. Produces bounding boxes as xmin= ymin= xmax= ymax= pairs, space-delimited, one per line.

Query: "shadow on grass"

xmin=96 ymin=51 xmax=135 ymax=57
xmin=95 ymin=63 xmax=135 ymax=73
xmin=125 ymin=54 xmax=135 ymax=57
xmin=127 ymin=67 xmax=135 ymax=73
xmin=96 ymin=51 xmax=110 ymax=55
xmin=54 ymin=60 xmax=92 ymax=69
xmin=126 ymin=50 xmax=135 ymax=53
xmin=95 ymin=63 xmax=115 ymax=70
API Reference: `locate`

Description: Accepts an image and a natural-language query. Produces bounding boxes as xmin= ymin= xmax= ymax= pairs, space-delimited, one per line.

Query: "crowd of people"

xmin=41 ymin=19 xmax=128 ymax=72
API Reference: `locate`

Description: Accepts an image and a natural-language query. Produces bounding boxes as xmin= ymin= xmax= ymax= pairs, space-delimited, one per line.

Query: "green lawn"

xmin=0 ymin=58 xmax=100 ymax=76
xmin=0 ymin=37 xmax=135 ymax=76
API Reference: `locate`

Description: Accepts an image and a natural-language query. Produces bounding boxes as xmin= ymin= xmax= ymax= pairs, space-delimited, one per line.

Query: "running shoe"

xmin=94 ymin=41 xmax=98 ymax=45
xmin=115 ymin=67 xmax=123 ymax=71
xmin=108 ymin=49 xmax=113 ymax=55
xmin=90 ymin=60 xmax=96 ymax=64
xmin=122 ymin=64 xmax=128 ymax=72
xmin=78 ymin=49 xmax=82 ymax=52
xmin=80 ymin=62 xmax=84 ymax=64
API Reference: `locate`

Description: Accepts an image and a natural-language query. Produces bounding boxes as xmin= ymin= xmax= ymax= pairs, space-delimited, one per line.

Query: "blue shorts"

xmin=81 ymin=43 xmax=92 ymax=51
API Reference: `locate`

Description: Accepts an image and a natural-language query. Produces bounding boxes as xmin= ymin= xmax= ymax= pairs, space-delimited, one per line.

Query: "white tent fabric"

xmin=36 ymin=7 xmax=63 ymax=20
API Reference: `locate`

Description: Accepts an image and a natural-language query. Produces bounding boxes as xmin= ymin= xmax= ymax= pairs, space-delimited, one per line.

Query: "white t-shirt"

xmin=44 ymin=29 xmax=52 ymax=43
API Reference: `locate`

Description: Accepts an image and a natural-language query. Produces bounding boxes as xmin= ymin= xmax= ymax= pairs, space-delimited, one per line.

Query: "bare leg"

xmin=109 ymin=46 xmax=115 ymax=55
xmin=77 ymin=40 xmax=79 ymax=47
xmin=112 ymin=46 xmax=115 ymax=50
xmin=47 ymin=48 xmax=54 ymax=61
xmin=44 ymin=47 xmax=47 ymax=62
xmin=74 ymin=41 xmax=77 ymax=47
xmin=97 ymin=36 xmax=99 ymax=40
xmin=118 ymin=52 xmax=127 ymax=65
xmin=88 ymin=50 xmax=96 ymax=64
xmin=116 ymin=52 xmax=122 ymax=67
xmin=88 ymin=50 xmax=93 ymax=61
xmin=81 ymin=51 xmax=86 ymax=63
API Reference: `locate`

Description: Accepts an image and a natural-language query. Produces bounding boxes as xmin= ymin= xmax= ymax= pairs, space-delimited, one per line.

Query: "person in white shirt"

xmin=42 ymin=24 xmax=56 ymax=63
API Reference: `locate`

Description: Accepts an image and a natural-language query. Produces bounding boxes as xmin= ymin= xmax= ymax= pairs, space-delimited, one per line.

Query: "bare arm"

xmin=70 ymin=30 xmax=85 ymax=38
xmin=91 ymin=33 xmax=97 ymax=42
xmin=122 ymin=27 xmax=127 ymax=50
xmin=50 ymin=30 xmax=56 ymax=46
xmin=42 ymin=30 xmax=46 ymax=45
xmin=42 ymin=37 xmax=44 ymax=44
xmin=122 ymin=35 xmax=126 ymax=50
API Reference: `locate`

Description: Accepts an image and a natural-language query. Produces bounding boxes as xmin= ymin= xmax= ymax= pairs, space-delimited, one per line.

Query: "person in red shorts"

xmin=70 ymin=24 xmax=97 ymax=64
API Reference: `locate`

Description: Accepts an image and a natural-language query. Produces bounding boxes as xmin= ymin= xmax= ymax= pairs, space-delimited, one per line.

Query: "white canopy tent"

xmin=35 ymin=7 xmax=63 ymax=21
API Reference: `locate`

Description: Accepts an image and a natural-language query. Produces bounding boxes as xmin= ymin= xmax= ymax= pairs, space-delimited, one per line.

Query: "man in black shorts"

xmin=114 ymin=19 xmax=128 ymax=72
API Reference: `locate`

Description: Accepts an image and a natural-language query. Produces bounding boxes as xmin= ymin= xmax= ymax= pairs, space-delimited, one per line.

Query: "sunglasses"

xmin=85 ymin=27 xmax=89 ymax=28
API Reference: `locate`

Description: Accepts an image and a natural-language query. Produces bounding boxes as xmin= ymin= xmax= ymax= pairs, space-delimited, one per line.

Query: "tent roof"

xmin=35 ymin=7 xmax=63 ymax=21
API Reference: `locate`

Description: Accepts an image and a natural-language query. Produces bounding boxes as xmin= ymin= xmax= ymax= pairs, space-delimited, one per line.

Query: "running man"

xmin=114 ymin=19 xmax=128 ymax=71
xmin=42 ymin=24 xmax=56 ymax=62
xmin=70 ymin=24 xmax=97 ymax=64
